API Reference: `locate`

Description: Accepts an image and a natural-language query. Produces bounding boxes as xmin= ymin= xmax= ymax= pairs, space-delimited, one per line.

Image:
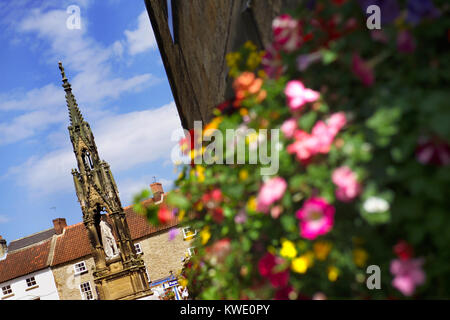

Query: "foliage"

xmin=136 ymin=0 xmax=450 ymax=299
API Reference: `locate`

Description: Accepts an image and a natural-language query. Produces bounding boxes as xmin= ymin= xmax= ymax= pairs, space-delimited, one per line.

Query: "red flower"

xmin=258 ymin=253 xmax=290 ymax=288
xmin=394 ymin=240 xmax=414 ymax=260
xmin=157 ymin=204 xmax=174 ymax=224
xmin=258 ymin=253 xmax=277 ymax=277
xmin=211 ymin=189 xmax=223 ymax=202
xmin=268 ymin=270 xmax=290 ymax=288
xmin=211 ymin=207 xmax=224 ymax=224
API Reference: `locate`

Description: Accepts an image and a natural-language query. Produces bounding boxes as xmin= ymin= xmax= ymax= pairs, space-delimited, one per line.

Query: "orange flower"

xmin=233 ymin=72 xmax=267 ymax=106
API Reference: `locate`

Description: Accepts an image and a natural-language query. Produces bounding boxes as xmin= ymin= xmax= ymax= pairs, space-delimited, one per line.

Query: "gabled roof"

xmin=0 ymin=239 xmax=52 ymax=284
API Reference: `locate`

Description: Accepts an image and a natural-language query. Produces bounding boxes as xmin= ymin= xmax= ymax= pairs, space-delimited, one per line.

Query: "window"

xmin=26 ymin=276 xmax=37 ymax=287
xmin=2 ymin=285 xmax=12 ymax=295
xmin=74 ymin=261 xmax=87 ymax=275
xmin=80 ymin=282 xmax=94 ymax=300
xmin=134 ymin=243 xmax=143 ymax=255
xmin=182 ymin=227 xmax=197 ymax=240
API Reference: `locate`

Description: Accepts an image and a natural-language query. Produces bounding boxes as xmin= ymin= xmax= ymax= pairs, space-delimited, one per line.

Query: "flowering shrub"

xmin=135 ymin=0 xmax=450 ymax=299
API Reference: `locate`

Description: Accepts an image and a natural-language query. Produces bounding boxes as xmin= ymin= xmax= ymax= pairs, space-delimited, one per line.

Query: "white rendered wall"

xmin=0 ymin=267 xmax=60 ymax=300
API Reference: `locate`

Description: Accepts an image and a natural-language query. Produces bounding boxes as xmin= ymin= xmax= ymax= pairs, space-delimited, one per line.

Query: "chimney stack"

xmin=53 ymin=218 xmax=67 ymax=235
xmin=150 ymin=182 xmax=164 ymax=203
xmin=0 ymin=236 xmax=7 ymax=258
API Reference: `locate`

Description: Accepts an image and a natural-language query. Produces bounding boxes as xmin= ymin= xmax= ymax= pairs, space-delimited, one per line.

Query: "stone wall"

xmin=137 ymin=227 xmax=192 ymax=282
xmin=145 ymin=0 xmax=298 ymax=129
xmin=51 ymin=256 xmax=96 ymax=300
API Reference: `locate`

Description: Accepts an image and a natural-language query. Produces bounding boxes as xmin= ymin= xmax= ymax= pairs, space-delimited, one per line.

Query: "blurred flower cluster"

xmin=135 ymin=0 xmax=450 ymax=299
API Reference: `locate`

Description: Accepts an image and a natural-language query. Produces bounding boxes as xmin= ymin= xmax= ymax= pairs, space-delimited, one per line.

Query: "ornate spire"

xmin=58 ymin=61 xmax=84 ymax=126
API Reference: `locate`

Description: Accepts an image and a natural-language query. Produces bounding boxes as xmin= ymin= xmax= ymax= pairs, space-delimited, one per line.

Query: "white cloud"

xmin=0 ymin=108 xmax=67 ymax=145
xmin=0 ymin=7 xmax=159 ymax=146
xmin=9 ymin=102 xmax=182 ymax=196
xmin=124 ymin=10 xmax=157 ymax=55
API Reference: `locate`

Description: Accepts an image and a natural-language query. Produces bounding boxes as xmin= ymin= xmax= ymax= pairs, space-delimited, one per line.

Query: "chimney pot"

xmin=53 ymin=218 xmax=67 ymax=235
xmin=150 ymin=182 xmax=164 ymax=202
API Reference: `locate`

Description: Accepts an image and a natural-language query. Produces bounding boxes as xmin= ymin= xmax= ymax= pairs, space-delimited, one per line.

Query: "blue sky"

xmin=0 ymin=0 xmax=183 ymax=242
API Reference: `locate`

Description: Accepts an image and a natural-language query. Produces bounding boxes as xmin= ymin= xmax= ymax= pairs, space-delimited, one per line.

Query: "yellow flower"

xmin=328 ymin=266 xmax=339 ymax=282
xmin=178 ymin=277 xmax=188 ymax=288
xmin=194 ymin=165 xmax=205 ymax=183
xmin=239 ymin=169 xmax=249 ymax=181
xmin=200 ymin=227 xmax=211 ymax=245
xmin=292 ymin=256 xmax=309 ymax=274
xmin=244 ymin=40 xmax=257 ymax=51
xmin=195 ymin=201 xmax=203 ymax=211
xmin=226 ymin=52 xmax=241 ymax=69
xmin=178 ymin=210 xmax=186 ymax=221
xmin=353 ymin=248 xmax=368 ymax=268
xmin=291 ymin=251 xmax=314 ymax=274
xmin=246 ymin=132 xmax=258 ymax=145
xmin=313 ymin=241 xmax=332 ymax=261
xmin=280 ymin=240 xmax=297 ymax=259
xmin=247 ymin=196 xmax=257 ymax=212
xmin=246 ymin=51 xmax=262 ymax=70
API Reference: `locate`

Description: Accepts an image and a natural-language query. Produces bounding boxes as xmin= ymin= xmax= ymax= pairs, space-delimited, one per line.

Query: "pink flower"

xmin=287 ymin=112 xmax=346 ymax=162
xmin=327 ymin=112 xmax=347 ymax=135
xmin=296 ymin=197 xmax=335 ymax=240
xmin=332 ymin=166 xmax=362 ymax=202
xmin=311 ymin=121 xmax=335 ymax=153
xmin=390 ymin=258 xmax=426 ymax=297
xmin=257 ymin=177 xmax=287 ymax=213
xmin=351 ymin=53 xmax=375 ymax=87
xmin=272 ymin=14 xmax=304 ymax=52
xmin=258 ymin=253 xmax=289 ymax=289
xmin=281 ymin=118 xmax=297 ymax=139
xmin=285 ymin=80 xmax=320 ymax=111
xmin=286 ymin=130 xmax=315 ymax=161
xmin=397 ymin=30 xmax=416 ymax=53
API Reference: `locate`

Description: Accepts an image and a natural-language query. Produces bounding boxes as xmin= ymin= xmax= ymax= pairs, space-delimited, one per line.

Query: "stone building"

xmin=144 ymin=0 xmax=298 ymax=129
